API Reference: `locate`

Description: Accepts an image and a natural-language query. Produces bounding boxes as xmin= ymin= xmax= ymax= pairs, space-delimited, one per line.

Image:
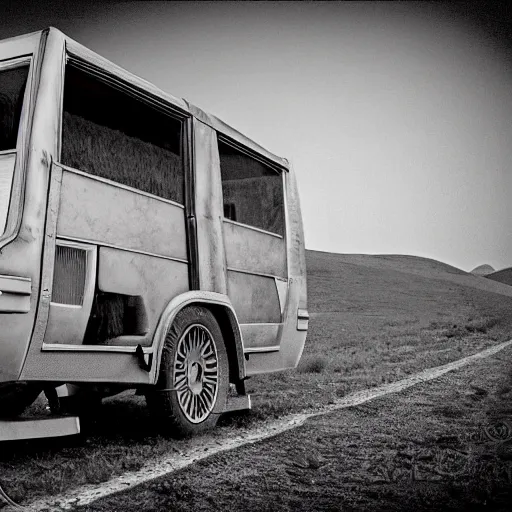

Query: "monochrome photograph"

xmin=0 ymin=1 xmax=511 ymax=510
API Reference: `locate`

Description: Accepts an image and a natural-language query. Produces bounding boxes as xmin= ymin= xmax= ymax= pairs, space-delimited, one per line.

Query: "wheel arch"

xmin=150 ymin=291 xmax=246 ymax=386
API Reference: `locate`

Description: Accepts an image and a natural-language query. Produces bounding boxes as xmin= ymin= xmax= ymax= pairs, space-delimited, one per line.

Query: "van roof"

xmin=2 ymin=27 xmax=290 ymax=170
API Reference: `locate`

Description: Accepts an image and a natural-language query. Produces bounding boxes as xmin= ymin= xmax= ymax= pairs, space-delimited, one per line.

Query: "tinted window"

xmin=62 ymin=64 xmax=184 ymax=203
xmin=0 ymin=65 xmax=29 ymax=151
xmin=218 ymin=140 xmax=284 ymax=235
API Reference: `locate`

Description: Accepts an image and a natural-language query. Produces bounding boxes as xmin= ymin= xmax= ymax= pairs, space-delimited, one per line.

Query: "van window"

xmin=218 ymin=140 xmax=284 ymax=236
xmin=61 ymin=64 xmax=184 ymax=203
xmin=0 ymin=64 xmax=29 ymax=151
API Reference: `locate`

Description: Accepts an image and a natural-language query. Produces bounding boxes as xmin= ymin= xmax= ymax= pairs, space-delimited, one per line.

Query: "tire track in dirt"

xmin=25 ymin=339 xmax=512 ymax=511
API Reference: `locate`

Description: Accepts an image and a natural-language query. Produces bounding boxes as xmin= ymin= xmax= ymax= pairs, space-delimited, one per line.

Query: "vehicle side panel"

xmin=0 ymin=30 xmax=56 ymax=383
xmin=221 ymin=177 xmax=288 ymax=353
xmin=57 ymin=169 xmax=187 ymax=260
xmin=226 ymin=271 xmax=281 ymax=323
xmin=223 ymin=221 xmax=286 ymax=278
xmin=245 ymin=166 xmax=308 ymax=374
xmin=19 ymin=162 xmax=158 ymax=383
xmin=192 ymin=119 xmax=227 ymax=294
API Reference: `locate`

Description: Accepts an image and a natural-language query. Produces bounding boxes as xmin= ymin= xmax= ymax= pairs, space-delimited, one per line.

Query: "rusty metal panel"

xmin=223 ymin=220 xmax=287 ymax=278
xmin=21 ymin=348 xmax=152 ymax=383
xmin=226 ymin=270 xmax=281 ymax=323
xmin=240 ymin=323 xmax=281 ymax=350
xmin=284 ymin=167 xmax=307 ymax=281
xmin=245 ymin=275 xmax=307 ymax=376
xmin=57 ymin=169 xmax=188 ymax=261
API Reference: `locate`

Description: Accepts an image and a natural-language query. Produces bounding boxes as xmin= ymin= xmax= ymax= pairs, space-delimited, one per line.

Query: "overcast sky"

xmin=2 ymin=1 xmax=511 ymax=271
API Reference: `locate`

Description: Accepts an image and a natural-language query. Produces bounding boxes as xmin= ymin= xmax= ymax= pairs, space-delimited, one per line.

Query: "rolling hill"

xmin=486 ymin=267 xmax=512 ymax=286
xmin=306 ymin=250 xmax=512 ymax=304
xmin=470 ymin=263 xmax=495 ymax=276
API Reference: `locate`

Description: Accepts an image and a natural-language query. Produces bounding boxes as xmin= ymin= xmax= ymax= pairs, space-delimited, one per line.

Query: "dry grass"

xmin=222 ymin=175 xmax=284 ymax=235
xmin=298 ymin=355 xmax=328 ymax=374
xmin=219 ymin=141 xmax=284 ymax=235
xmin=62 ymin=112 xmax=183 ymax=203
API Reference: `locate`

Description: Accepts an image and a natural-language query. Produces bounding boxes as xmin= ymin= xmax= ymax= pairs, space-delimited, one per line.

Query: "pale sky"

xmin=2 ymin=1 xmax=512 ymax=271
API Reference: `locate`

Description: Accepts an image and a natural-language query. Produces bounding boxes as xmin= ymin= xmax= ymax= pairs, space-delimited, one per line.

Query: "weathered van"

xmin=0 ymin=28 xmax=308 ymax=438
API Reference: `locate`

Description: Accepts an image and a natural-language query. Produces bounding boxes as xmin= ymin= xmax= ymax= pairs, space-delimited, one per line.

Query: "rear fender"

xmin=149 ymin=291 xmax=246 ymax=385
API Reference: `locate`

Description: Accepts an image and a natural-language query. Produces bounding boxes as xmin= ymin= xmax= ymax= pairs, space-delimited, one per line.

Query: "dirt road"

xmin=24 ymin=340 xmax=512 ymax=512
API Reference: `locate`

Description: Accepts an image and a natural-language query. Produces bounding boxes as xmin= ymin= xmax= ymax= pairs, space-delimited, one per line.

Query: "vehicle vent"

xmin=52 ymin=245 xmax=87 ymax=305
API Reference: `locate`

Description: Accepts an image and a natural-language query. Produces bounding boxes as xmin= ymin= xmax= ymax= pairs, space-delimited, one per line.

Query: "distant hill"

xmin=306 ymin=251 xmax=466 ymax=278
xmin=470 ymin=264 xmax=495 ymax=276
xmin=303 ymin=251 xmax=512 ymax=336
xmin=487 ymin=268 xmax=512 ymax=286
xmin=306 ymin=250 xmax=512 ymax=302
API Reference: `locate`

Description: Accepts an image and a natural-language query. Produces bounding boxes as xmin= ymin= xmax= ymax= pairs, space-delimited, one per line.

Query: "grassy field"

xmin=1 ymin=250 xmax=512 ymax=508
xmin=75 ymin=343 xmax=512 ymax=511
xmin=248 ymin=251 xmax=512 ymax=420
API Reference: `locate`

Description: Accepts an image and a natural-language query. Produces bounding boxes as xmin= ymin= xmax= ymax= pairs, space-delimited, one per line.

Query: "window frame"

xmin=60 ymin=55 xmax=187 ymax=206
xmin=217 ymin=132 xmax=287 ymax=239
xmin=0 ymin=56 xmax=31 ymax=151
xmin=0 ymin=55 xmax=33 ymax=244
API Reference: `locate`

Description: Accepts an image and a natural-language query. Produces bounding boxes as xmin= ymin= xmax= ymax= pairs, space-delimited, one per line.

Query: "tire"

xmin=0 ymin=382 xmax=42 ymax=418
xmin=146 ymin=306 xmax=229 ymax=438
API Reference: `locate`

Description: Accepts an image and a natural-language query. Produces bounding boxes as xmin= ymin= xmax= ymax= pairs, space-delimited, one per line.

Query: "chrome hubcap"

xmin=174 ymin=324 xmax=219 ymax=423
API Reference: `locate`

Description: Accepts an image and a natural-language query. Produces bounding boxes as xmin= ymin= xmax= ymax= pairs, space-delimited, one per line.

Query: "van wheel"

xmin=146 ymin=306 xmax=229 ymax=438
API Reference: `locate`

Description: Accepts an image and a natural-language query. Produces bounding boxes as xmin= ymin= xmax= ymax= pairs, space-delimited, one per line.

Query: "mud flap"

xmin=224 ymin=394 xmax=251 ymax=413
xmin=224 ymin=384 xmax=251 ymax=413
